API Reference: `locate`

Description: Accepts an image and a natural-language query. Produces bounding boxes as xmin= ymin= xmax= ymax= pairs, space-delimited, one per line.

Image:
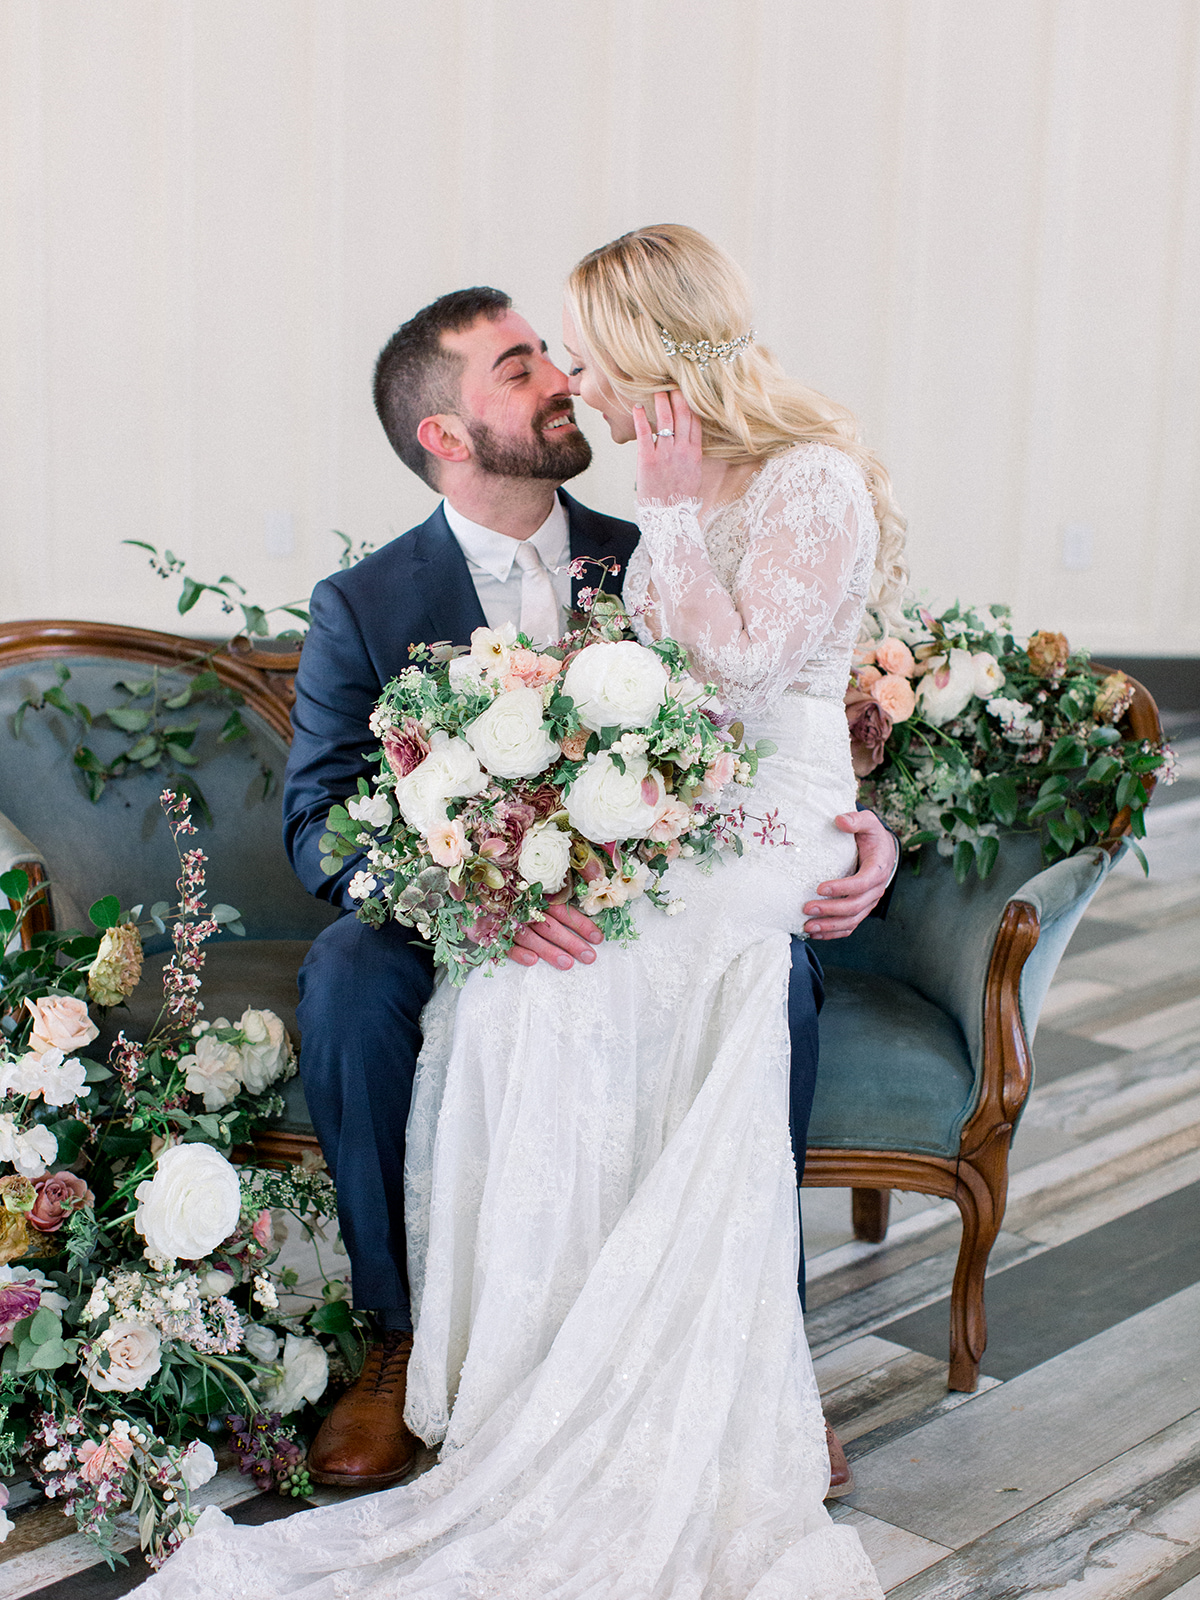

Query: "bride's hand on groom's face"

xmin=507 ymin=902 xmax=604 ymax=971
xmin=633 ymin=390 xmax=702 ymax=504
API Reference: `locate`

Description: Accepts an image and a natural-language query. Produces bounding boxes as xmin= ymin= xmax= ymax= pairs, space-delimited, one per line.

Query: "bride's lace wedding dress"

xmin=141 ymin=443 xmax=885 ymax=1599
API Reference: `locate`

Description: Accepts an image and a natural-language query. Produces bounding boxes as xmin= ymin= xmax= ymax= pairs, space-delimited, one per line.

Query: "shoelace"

xmin=366 ymin=1333 xmax=412 ymax=1398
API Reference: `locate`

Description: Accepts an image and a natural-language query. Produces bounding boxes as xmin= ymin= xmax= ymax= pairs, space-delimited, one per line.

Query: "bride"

xmin=140 ymin=225 xmax=905 ymax=1599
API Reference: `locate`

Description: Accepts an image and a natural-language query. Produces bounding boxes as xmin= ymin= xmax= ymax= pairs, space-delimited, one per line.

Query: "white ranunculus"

xmin=971 ymin=652 xmax=1005 ymax=697
xmin=134 ymin=1144 xmax=241 ymax=1263
xmin=237 ymin=1009 xmax=292 ymax=1094
xmin=178 ymin=1439 xmax=218 ymax=1491
xmin=180 ymin=1035 xmax=242 ymax=1111
xmin=562 ymin=641 xmax=669 ymax=732
xmin=565 ymin=754 xmax=664 ymax=844
xmin=517 ymin=823 xmax=572 ymax=892
xmin=84 ymin=1319 xmax=162 ymax=1393
xmin=257 ymin=1333 xmax=329 ymax=1417
xmin=394 ymin=731 xmax=487 ymax=833
xmin=0 ymin=1115 xmax=57 ymax=1179
xmin=242 ymin=1322 xmax=281 ymax=1364
xmin=448 ymin=654 xmax=488 ymax=692
xmin=347 ymin=793 xmax=393 ymax=831
xmin=464 ymin=687 xmax=559 ymax=780
xmin=916 ymin=650 xmax=978 ymax=726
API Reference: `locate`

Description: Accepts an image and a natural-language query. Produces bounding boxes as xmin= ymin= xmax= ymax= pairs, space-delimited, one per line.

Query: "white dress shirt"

xmin=442 ymin=495 xmax=572 ymax=633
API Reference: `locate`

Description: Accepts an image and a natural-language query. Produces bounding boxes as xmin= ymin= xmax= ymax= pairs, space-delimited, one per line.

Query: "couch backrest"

xmin=0 ymin=645 xmax=336 ymax=944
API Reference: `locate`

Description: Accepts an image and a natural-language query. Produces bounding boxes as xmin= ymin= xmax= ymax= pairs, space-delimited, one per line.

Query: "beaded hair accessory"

xmin=659 ymin=327 xmax=755 ymax=369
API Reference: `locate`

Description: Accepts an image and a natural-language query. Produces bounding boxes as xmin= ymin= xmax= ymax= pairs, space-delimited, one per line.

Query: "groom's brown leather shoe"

xmin=824 ymin=1423 xmax=855 ymax=1498
xmin=308 ymin=1331 xmax=422 ymax=1487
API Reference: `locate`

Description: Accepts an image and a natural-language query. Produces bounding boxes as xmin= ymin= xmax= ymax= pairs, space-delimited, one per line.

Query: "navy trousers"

xmin=296 ymin=917 xmax=825 ymax=1332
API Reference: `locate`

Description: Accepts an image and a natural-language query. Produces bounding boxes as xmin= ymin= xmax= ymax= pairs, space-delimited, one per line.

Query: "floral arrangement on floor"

xmin=319 ymin=576 xmax=780 ymax=981
xmin=847 ymin=601 xmax=1175 ymax=881
xmin=0 ymin=793 xmax=350 ymax=1569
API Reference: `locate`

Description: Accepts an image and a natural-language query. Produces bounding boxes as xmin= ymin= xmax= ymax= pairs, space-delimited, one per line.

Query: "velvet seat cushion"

xmin=812 ymin=966 xmax=976 ymax=1159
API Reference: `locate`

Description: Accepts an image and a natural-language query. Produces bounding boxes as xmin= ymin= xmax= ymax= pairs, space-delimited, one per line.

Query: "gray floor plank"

xmin=849 ymin=1282 xmax=1200 ymax=1550
xmin=883 ymin=1408 xmax=1200 ymax=1598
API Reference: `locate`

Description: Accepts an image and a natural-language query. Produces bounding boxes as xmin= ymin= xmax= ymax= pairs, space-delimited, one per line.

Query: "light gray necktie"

xmin=514 ymin=541 xmax=562 ymax=647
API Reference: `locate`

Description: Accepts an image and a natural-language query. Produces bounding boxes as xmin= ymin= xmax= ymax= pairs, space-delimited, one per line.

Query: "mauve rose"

xmin=29 ymin=1172 xmax=94 ymax=1233
xmin=846 ymin=688 xmax=893 ymax=777
xmin=0 ymin=1283 xmax=42 ymax=1344
xmin=466 ymin=913 xmax=503 ymax=946
xmin=382 ymin=720 xmax=431 ymax=779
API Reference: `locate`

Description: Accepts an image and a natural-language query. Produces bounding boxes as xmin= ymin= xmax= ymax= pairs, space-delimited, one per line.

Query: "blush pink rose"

xmin=77 ymin=1435 xmax=135 ymax=1484
xmin=29 ymin=1172 xmax=95 ymax=1234
xmin=648 ymin=801 xmax=691 ymax=842
xmin=24 ymin=996 xmax=98 ymax=1059
xmin=874 ymin=637 xmax=916 ymax=677
xmin=870 ymin=673 xmax=917 ymax=723
xmin=502 ymin=649 xmax=563 ymax=692
xmin=701 ymin=753 xmax=737 ymax=796
xmin=559 ymin=730 xmax=592 ymax=762
xmin=854 ymin=664 xmax=883 ymax=689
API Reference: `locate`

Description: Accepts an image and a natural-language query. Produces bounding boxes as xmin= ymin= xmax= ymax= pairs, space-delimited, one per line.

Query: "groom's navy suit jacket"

xmin=284 ymin=491 xmax=638 ymax=908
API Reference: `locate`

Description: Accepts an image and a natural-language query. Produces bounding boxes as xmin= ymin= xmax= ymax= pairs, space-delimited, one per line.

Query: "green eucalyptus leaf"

xmin=104 ymin=707 xmax=150 ymax=733
xmin=0 ymin=869 xmax=29 ymax=900
xmin=89 ymin=894 xmax=121 ymax=929
xmin=953 ymin=839 xmax=974 ymax=884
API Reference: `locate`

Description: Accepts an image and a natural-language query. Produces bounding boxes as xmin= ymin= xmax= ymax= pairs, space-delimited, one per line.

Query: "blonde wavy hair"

xmin=566 ymin=224 xmax=908 ymax=624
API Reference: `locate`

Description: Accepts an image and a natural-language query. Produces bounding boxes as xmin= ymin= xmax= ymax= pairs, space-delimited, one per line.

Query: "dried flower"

xmin=87 ymin=924 xmax=144 ymax=1007
xmin=1026 ymin=630 xmax=1070 ymax=679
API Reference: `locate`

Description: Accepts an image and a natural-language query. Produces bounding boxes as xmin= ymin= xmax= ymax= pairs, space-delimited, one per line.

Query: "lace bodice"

xmin=624 ymin=442 xmax=877 ymax=717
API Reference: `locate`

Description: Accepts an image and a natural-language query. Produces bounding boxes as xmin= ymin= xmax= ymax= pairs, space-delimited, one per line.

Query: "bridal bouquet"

xmin=320 ymin=590 xmax=778 ymax=981
xmin=850 ymin=601 xmax=1175 ymax=882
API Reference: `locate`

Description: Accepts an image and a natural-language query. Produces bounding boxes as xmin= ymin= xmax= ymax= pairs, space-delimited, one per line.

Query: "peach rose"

xmin=558 ymin=730 xmax=592 ymax=762
xmin=854 ymin=664 xmax=883 ymax=689
xmin=77 ymin=1435 xmax=135 ymax=1484
xmin=874 ymin=637 xmax=916 ymax=677
xmin=426 ymin=818 xmax=467 ymax=868
xmin=502 ymin=648 xmax=563 ymax=692
xmin=870 ymin=673 xmax=917 ymax=723
xmin=24 ymin=997 xmax=98 ymax=1059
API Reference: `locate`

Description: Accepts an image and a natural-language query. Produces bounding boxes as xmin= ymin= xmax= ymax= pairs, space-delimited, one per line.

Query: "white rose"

xmin=562 ymin=641 xmax=669 ymax=732
xmin=196 ymin=1268 xmax=235 ymax=1299
xmin=916 ymin=649 xmax=978 ymax=726
xmin=347 ymin=793 xmax=393 ymax=831
xmin=971 ymin=652 xmax=1005 ymax=697
xmin=464 ymin=687 xmax=559 ymax=780
xmin=394 ymin=731 xmax=487 ymax=833
xmin=180 ymin=1035 xmax=242 ymax=1111
xmin=257 ymin=1333 xmax=329 ymax=1417
xmin=565 ymin=754 xmax=664 ymax=843
xmin=448 ymin=654 xmax=488 ymax=692
xmin=84 ymin=1319 xmax=162 ymax=1393
xmin=134 ymin=1144 xmax=241 ymax=1263
xmin=178 ymin=1440 xmax=218 ymax=1491
xmin=241 ymin=1322 xmax=281 ymax=1364
xmin=517 ymin=823 xmax=572 ymax=892
xmin=237 ymin=1009 xmax=292 ymax=1094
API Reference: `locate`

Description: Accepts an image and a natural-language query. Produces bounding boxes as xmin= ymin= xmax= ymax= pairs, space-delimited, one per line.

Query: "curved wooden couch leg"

xmin=945 ymin=1131 xmax=1011 ymax=1391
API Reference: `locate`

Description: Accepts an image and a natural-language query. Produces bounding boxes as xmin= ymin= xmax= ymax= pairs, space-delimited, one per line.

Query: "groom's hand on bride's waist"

xmin=508 ymin=902 xmax=604 ymax=970
xmin=803 ymin=811 xmax=900 ymax=941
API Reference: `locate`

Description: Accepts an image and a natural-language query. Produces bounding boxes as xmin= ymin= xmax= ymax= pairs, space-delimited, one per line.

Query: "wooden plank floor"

xmin=6 ymin=732 xmax=1200 ymax=1597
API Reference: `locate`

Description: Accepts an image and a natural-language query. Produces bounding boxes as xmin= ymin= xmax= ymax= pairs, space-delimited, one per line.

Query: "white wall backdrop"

xmin=2 ymin=0 xmax=1199 ymax=654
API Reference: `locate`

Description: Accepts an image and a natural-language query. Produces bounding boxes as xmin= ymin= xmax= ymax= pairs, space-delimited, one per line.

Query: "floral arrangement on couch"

xmin=847 ymin=601 xmax=1174 ymax=881
xmin=0 ymin=793 xmax=349 ymax=1569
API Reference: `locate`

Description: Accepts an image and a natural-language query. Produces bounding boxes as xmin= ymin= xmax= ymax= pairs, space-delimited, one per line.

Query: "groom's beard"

xmin=466 ymin=401 xmax=593 ymax=482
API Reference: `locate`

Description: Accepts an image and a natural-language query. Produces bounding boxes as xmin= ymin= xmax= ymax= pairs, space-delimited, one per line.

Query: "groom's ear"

xmin=417 ymin=414 xmax=473 ymax=469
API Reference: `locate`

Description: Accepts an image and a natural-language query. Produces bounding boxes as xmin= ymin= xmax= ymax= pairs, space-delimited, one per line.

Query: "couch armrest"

xmin=0 ymin=809 xmax=53 ymax=942
xmin=1008 ymin=842 xmax=1121 ymax=1044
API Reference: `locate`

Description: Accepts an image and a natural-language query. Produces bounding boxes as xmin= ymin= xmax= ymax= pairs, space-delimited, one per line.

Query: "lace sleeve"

xmin=635 ymin=448 xmax=872 ymax=716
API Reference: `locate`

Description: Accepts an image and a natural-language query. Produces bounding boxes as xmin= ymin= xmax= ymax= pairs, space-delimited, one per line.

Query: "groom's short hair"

xmin=374 ymin=287 xmax=512 ymax=487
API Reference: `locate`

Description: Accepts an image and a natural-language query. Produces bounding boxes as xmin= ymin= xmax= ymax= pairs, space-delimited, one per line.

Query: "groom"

xmin=282 ymin=287 xmax=896 ymax=1488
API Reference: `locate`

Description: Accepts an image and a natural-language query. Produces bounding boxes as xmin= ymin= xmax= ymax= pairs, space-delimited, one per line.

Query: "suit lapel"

xmin=562 ymin=491 xmax=633 ymax=606
xmin=408 ymin=505 xmax=488 ymax=646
